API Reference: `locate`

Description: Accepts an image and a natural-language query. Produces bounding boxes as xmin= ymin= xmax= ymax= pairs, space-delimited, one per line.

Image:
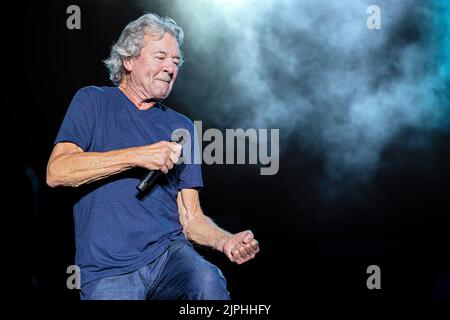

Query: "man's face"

xmin=127 ymin=32 xmax=181 ymax=101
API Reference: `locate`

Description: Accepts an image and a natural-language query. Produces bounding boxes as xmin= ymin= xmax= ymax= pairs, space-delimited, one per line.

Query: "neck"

xmin=118 ymin=78 xmax=157 ymax=110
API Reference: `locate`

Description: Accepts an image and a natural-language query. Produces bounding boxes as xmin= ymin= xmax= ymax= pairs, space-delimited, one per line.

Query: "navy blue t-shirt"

xmin=54 ymin=86 xmax=203 ymax=286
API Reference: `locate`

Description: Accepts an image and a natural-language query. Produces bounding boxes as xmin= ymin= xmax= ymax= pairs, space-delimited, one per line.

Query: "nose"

xmin=162 ymin=59 xmax=175 ymax=77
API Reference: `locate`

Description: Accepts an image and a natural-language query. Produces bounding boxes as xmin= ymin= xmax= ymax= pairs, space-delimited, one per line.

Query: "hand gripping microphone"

xmin=136 ymin=135 xmax=184 ymax=194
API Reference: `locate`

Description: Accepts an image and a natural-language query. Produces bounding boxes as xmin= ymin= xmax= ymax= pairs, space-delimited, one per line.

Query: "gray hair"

xmin=104 ymin=13 xmax=184 ymax=85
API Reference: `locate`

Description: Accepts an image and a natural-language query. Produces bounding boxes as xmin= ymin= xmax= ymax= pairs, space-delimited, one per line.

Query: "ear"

xmin=123 ymin=57 xmax=135 ymax=72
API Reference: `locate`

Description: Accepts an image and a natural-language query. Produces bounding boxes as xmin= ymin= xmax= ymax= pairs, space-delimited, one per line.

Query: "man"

xmin=46 ymin=13 xmax=259 ymax=300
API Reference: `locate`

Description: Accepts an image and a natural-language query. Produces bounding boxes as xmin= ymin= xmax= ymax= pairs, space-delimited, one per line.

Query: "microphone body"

xmin=136 ymin=170 xmax=161 ymax=193
xmin=136 ymin=135 xmax=184 ymax=195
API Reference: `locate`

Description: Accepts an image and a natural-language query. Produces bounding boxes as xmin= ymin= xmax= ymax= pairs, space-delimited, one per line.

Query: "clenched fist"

xmin=133 ymin=141 xmax=182 ymax=174
xmin=222 ymin=230 xmax=260 ymax=265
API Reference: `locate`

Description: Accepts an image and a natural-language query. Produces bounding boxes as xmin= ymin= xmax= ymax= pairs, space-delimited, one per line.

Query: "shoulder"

xmin=160 ymin=103 xmax=196 ymax=129
xmin=75 ymin=85 xmax=114 ymax=99
xmin=67 ymin=86 xmax=116 ymax=118
xmin=70 ymin=86 xmax=117 ymax=110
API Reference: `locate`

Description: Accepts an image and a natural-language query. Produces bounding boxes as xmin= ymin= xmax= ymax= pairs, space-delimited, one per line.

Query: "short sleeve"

xmin=177 ymin=121 xmax=204 ymax=190
xmin=54 ymin=87 xmax=97 ymax=151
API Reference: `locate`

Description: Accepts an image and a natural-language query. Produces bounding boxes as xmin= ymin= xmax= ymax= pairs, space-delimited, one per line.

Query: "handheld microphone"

xmin=136 ymin=135 xmax=184 ymax=194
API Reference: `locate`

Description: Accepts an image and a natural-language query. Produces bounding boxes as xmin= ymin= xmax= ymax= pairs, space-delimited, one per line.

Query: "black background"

xmin=8 ymin=0 xmax=450 ymax=305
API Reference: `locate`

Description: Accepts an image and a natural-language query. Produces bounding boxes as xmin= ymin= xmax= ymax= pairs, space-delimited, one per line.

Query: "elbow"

xmin=46 ymin=168 xmax=81 ymax=188
xmin=46 ymin=161 xmax=64 ymax=188
xmin=46 ymin=177 xmax=59 ymax=188
xmin=46 ymin=169 xmax=60 ymax=188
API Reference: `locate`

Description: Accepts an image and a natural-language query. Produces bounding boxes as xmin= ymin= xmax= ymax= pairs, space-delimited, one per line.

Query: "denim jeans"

xmin=80 ymin=240 xmax=230 ymax=300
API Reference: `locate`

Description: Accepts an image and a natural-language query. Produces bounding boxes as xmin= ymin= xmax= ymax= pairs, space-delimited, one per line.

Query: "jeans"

xmin=80 ymin=240 xmax=230 ymax=300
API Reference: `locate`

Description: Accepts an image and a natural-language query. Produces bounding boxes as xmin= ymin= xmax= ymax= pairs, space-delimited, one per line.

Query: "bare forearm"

xmin=47 ymin=148 xmax=136 ymax=187
xmin=183 ymin=215 xmax=232 ymax=252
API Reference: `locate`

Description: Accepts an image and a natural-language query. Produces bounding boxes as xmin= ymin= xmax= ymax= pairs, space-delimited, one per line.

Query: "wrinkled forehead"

xmin=142 ymin=33 xmax=180 ymax=55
